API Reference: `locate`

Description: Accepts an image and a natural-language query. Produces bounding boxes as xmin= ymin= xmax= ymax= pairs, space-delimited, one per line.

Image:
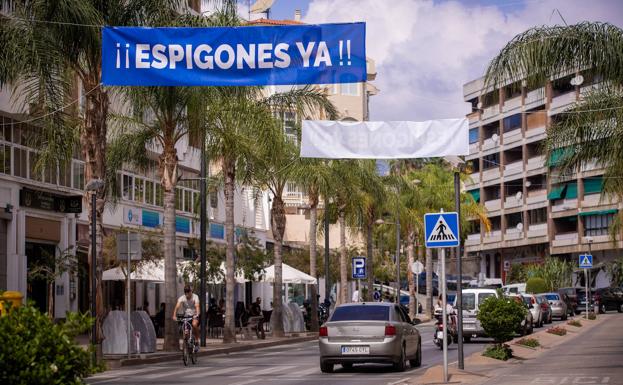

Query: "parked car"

xmin=536 ymin=294 xmax=553 ymax=324
xmin=543 ymin=292 xmax=568 ymax=320
xmin=509 ymin=295 xmax=533 ymax=335
xmin=453 ymin=288 xmax=498 ymax=342
xmin=503 ymin=283 xmax=526 ymax=296
xmin=522 ymin=294 xmax=544 ymax=328
xmin=318 ymin=302 xmax=422 ymax=373
xmin=558 ymin=287 xmax=581 ymax=315
xmin=577 ymin=289 xmax=594 ymax=313
xmin=593 ymin=287 xmax=623 ymax=314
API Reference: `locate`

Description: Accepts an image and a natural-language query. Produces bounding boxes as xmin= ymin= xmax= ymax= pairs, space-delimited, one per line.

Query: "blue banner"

xmin=102 ymin=23 xmax=366 ymax=86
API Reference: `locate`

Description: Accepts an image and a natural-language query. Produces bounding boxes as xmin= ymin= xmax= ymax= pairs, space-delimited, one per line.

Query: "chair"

xmin=207 ymin=309 xmax=224 ymax=338
xmin=262 ymin=310 xmax=272 ymax=333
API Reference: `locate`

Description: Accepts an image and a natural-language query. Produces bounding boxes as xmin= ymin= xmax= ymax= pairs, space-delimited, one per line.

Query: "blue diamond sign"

xmin=424 ymin=212 xmax=460 ymax=248
xmin=579 ymin=254 xmax=593 ymax=269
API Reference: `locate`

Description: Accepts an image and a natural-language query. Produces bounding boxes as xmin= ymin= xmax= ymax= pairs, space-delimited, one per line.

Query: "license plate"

xmin=436 ymin=331 xmax=444 ymax=339
xmin=464 ymin=324 xmax=475 ymax=330
xmin=341 ymin=346 xmax=369 ymax=355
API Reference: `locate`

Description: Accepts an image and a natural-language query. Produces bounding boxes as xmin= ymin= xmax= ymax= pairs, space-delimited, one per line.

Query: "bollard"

xmin=0 ymin=291 xmax=24 ymax=316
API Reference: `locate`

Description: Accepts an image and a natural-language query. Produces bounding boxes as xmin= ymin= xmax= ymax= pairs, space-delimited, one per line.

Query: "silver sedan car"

xmin=318 ymin=302 xmax=421 ymax=373
xmin=543 ymin=292 xmax=568 ymax=320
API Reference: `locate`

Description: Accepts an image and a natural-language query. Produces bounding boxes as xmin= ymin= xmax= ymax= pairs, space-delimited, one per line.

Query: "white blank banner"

xmin=300 ymin=118 xmax=469 ymax=159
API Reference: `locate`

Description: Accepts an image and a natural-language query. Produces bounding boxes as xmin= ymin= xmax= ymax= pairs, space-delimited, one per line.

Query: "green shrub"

xmin=0 ymin=304 xmax=94 ymax=385
xmin=588 ymin=312 xmax=597 ymax=320
xmin=477 ymin=295 xmax=526 ymax=345
xmin=567 ymin=320 xmax=582 ymax=327
xmin=482 ymin=344 xmax=513 ymax=361
xmin=526 ymin=277 xmax=548 ymax=294
xmin=516 ymin=337 xmax=540 ymax=348
xmin=547 ymin=326 xmax=567 ymax=336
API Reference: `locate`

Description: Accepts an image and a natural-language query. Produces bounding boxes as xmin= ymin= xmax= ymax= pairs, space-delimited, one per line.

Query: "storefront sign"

xmin=123 ymin=207 xmax=142 ymax=225
xmin=20 ymin=188 xmax=82 ymax=213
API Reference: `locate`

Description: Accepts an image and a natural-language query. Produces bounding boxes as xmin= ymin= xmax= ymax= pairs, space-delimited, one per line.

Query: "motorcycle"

xmin=433 ymin=308 xmax=457 ymax=350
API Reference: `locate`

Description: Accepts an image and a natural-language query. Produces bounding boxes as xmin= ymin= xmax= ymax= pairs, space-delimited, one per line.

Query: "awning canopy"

xmin=468 ymin=189 xmax=480 ymax=203
xmin=583 ymin=177 xmax=603 ymax=195
xmin=579 ymin=209 xmax=618 ymax=217
xmin=548 ymin=147 xmax=573 ymax=167
xmin=102 ymin=260 xmax=249 ymax=283
xmin=548 ymin=184 xmax=567 ymax=200
xmin=565 ymin=181 xmax=578 ymax=200
xmin=255 ymin=263 xmax=317 ymax=284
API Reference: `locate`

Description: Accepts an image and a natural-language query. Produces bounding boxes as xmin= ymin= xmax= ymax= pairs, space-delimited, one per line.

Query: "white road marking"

xmin=252 ymin=365 xmax=296 ymax=375
xmin=142 ymin=366 xmax=208 ymax=379
xmin=387 ymin=377 xmax=411 ymax=385
xmin=227 ymin=379 xmax=261 ymax=385
xmin=184 ymin=365 xmax=253 ymax=378
xmin=280 ymin=366 xmax=319 ymax=377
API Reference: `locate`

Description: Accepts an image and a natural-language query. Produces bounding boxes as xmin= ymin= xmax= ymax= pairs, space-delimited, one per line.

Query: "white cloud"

xmin=303 ymin=0 xmax=623 ymax=121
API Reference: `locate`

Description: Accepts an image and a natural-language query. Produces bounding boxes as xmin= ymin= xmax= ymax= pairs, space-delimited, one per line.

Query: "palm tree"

xmin=108 ymin=86 xmax=204 ymax=351
xmin=484 ymin=22 xmax=623 ymax=238
xmin=0 ymin=0 xmax=185 ymax=358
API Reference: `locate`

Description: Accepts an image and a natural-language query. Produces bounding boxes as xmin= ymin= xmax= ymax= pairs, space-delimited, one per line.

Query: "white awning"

xmin=256 ymin=263 xmax=317 ymax=284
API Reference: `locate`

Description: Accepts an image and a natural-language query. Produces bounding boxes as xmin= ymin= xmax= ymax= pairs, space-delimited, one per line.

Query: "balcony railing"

xmin=526 ymin=189 xmax=547 ymax=205
xmin=526 ymin=155 xmax=545 ymax=171
xmin=482 ymin=168 xmax=501 ymax=182
xmin=504 ymin=160 xmax=523 ymax=177
xmin=484 ymin=198 xmax=501 ymax=211
xmin=552 ymin=232 xmax=578 ymax=247
xmin=528 ymin=223 xmax=547 ymax=238
xmin=525 ymin=88 xmax=545 ymax=108
xmin=503 ymin=129 xmax=522 ymax=146
xmin=484 ymin=230 xmax=502 ymax=243
xmin=482 ymin=105 xmax=500 ymax=120
xmin=552 ymin=199 xmax=578 ymax=212
xmin=503 ymin=96 xmax=522 ymax=112
xmin=504 ymin=195 xmax=522 ymax=209
xmin=550 ymin=92 xmax=577 ymax=111
xmin=504 ymin=228 xmax=523 ymax=240
xmin=482 ymin=137 xmax=499 ymax=151
xmin=469 ymin=142 xmax=480 ymax=154
xmin=465 ymin=233 xmax=481 ymax=246
xmin=582 ymin=193 xmax=616 ymax=208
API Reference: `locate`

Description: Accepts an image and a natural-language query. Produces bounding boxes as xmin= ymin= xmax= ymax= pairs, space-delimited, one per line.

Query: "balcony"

xmin=550 ymin=92 xmax=577 ymax=111
xmin=283 ymin=192 xmax=307 ymax=207
xmin=580 ymin=160 xmax=599 ymax=172
xmin=465 ymin=233 xmax=481 ymax=246
xmin=505 ymin=228 xmax=523 ymax=241
xmin=464 ymin=172 xmax=480 ymax=189
xmin=528 ymin=223 xmax=547 ymax=238
xmin=503 ymin=96 xmax=522 ymax=112
xmin=504 ymin=195 xmax=522 ymax=209
xmin=552 ymin=199 xmax=578 ymax=212
xmin=482 ymin=137 xmax=499 ymax=151
xmin=526 ymin=189 xmax=547 ymax=205
xmin=504 ymin=161 xmax=523 ymax=177
xmin=482 ymin=105 xmax=500 ymax=121
xmin=469 ymin=142 xmax=480 ymax=154
xmin=525 ymin=88 xmax=545 ymax=109
xmin=582 ymin=193 xmax=616 ymax=208
xmin=552 ymin=232 xmax=578 ymax=247
xmin=467 ymin=111 xmax=480 ymax=125
xmin=484 ymin=198 xmax=501 ymax=211
xmin=482 ymin=168 xmax=501 ymax=182
xmin=503 ymin=129 xmax=522 ymax=146
xmin=483 ymin=230 xmax=502 ymax=243
xmin=526 ymin=155 xmax=545 ymax=171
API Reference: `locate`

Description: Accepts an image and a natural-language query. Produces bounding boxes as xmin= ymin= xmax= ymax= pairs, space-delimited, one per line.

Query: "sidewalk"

xmin=80 ymin=332 xmax=318 ymax=369
xmin=409 ymin=313 xmax=623 ymax=385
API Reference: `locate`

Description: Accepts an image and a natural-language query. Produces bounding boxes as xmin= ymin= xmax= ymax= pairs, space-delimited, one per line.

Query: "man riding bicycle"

xmin=172 ymin=285 xmax=200 ymax=352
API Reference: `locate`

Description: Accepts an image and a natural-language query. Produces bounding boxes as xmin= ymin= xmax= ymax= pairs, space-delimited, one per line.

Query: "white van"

xmin=453 ymin=288 xmax=498 ymax=342
xmin=502 ymin=283 xmax=526 ymax=295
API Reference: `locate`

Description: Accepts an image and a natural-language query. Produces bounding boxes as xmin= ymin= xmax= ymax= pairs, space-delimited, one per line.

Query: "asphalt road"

xmin=86 ymin=318 xmax=567 ymax=385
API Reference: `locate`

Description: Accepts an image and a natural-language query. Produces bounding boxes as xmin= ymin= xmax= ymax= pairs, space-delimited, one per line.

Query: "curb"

xmin=105 ymin=335 xmax=318 ymax=368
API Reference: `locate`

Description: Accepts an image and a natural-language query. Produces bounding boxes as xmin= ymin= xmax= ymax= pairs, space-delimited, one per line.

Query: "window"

xmin=122 ymin=174 xmax=133 ymax=200
xmin=478 ymin=293 xmax=496 ymax=304
xmin=155 ymin=183 xmax=164 ymax=207
xmin=584 ymin=213 xmax=615 ymax=236
xmin=210 ymin=191 xmax=218 ymax=209
xmin=503 ymin=114 xmax=522 ymax=133
xmin=469 ymin=128 xmax=479 ymax=144
xmin=43 ymin=161 xmax=56 ymax=185
xmin=145 ymin=180 xmax=154 ymax=205
xmin=545 ymin=294 xmax=560 ymax=301
xmin=59 ymin=163 xmax=71 ymax=187
xmin=0 ymin=144 xmax=10 ymax=174
xmin=72 ymin=162 xmax=84 ymax=190
xmin=193 ymin=192 xmax=199 ymax=215
xmin=462 ymin=293 xmax=476 ymax=310
xmin=14 ymin=147 xmax=27 ymax=177
xmin=340 ymin=83 xmax=359 ymax=96
xmin=330 ymin=305 xmax=389 ymax=321
xmin=0 ymin=117 xmax=12 ymax=142
xmin=482 ymin=153 xmax=500 ymax=170
xmin=175 ymin=188 xmax=183 ymax=211
xmin=552 ymin=74 xmax=575 ymax=97
xmin=529 ymin=208 xmax=547 ymax=225
xmin=134 ymin=177 xmax=144 ymax=203
xmin=183 ymin=189 xmax=191 ymax=213
xmin=29 ymin=151 xmax=40 ymax=181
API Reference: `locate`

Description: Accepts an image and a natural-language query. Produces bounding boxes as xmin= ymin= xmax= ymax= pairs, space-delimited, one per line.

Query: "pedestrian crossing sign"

xmin=424 ymin=212 xmax=460 ymax=248
xmin=579 ymin=254 xmax=593 ymax=268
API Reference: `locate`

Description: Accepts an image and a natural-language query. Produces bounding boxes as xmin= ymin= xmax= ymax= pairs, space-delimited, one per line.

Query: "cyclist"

xmin=172 ymin=285 xmax=200 ymax=352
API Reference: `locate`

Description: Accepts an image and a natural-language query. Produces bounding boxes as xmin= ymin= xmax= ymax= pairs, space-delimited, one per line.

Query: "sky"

xmin=241 ymin=0 xmax=623 ymax=121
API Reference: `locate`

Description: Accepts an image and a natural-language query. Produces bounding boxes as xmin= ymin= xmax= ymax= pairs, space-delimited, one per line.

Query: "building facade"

xmin=461 ymin=71 xmax=620 ymax=287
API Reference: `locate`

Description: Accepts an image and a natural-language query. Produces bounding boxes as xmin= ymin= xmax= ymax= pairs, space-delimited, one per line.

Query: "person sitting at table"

xmin=250 ymin=297 xmax=262 ymax=316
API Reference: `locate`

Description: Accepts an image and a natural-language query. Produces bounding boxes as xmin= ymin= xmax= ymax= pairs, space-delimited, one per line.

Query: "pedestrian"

xmin=352 ymin=288 xmax=360 ymax=303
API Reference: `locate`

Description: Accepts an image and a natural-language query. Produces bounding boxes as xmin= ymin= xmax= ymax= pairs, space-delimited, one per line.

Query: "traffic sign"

xmin=352 ymin=256 xmax=366 ymax=279
xmin=579 ymin=254 xmax=593 ymax=269
xmin=411 ymin=261 xmax=424 ymax=275
xmin=503 ymin=260 xmax=511 ymax=272
xmin=424 ymin=212 xmax=460 ymax=248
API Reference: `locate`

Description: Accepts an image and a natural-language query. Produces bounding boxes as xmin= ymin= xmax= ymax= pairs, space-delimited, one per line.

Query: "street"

xmin=86 ymin=318 xmax=568 ymax=385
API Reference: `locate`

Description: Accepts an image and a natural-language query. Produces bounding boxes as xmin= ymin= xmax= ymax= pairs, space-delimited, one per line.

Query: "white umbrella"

xmin=256 ymin=263 xmax=317 ymax=284
xmin=102 ymin=260 xmax=194 ymax=283
xmin=208 ymin=262 xmax=248 ymax=284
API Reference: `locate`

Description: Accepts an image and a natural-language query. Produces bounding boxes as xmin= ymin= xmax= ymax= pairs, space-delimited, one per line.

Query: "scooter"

xmin=433 ymin=308 xmax=457 ymax=350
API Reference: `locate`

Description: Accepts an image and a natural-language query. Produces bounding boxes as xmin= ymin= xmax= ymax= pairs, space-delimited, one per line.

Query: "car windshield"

xmin=330 ymin=305 xmax=389 ymax=321
xmin=462 ymin=293 xmax=476 ymax=310
xmin=479 ymin=293 xmax=496 ymax=304
xmin=545 ymin=294 xmax=559 ymax=301
xmin=522 ymin=297 xmax=532 ymax=306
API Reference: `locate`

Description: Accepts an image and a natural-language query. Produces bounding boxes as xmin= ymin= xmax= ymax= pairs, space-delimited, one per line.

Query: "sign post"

xmin=425 ymin=211 xmax=460 ymax=384
xmin=117 ymin=232 xmax=142 ymax=358
xmin=411 ymin=261 xmax=424 ymax=318
xmin=352 ymin=257 xmax=366 ymax=303
xmin=579 ymin=254 xmax=593 ymax=319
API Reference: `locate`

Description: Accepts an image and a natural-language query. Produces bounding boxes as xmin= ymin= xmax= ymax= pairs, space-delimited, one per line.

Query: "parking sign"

xmin=352 ymin=257 xmax=366 ymax=279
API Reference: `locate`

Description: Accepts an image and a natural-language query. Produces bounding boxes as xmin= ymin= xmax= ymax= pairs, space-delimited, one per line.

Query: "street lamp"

xmin=85 ymin=178 xmax=104 ymax=365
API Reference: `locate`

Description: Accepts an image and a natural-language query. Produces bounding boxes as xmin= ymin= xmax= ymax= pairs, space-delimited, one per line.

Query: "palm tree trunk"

xmin=308 ymin=197 xmax=319 ymax=332
xmin=223 ymin=157 xmax=236 ymax=343
xmin=163 ymin=185 xmax=178 ymax=351
xmin=407 ymin=230 xmax=416 ymax=319
xmin=339 ymin=209 xmax=348 ymax=304
xmin=83 ymin=83 xmax=109 ymax=360
xmin=426 ymin=248 xmax=433 ymax=318
xmin=271 ymin=195 xmax=287 ymax=337
xmin=366 ymin=220 xmax=374 ymax=302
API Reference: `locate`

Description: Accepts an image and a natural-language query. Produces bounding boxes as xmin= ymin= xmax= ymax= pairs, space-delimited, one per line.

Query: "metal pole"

xmin=127 ymin=230 xmax=131 ymax=359
xmin=588 ymin=242 xmax=592 ymax=315
xmin=584 ymin=267 xmax=588 ymax=319
xmin=441 ymin=247 xmax=448 ymax=383
xmin=324 ymin=205 xmax=330 ymax=303
xmin=90 ymin=193 xmax=97 ymax=365
xmin=454 ymin=171 xmax=464 ymax=369
xmin=199 ymin=133 xmax=207 ymax=347
xmin=415 ymin=273 xmax=419 ymax=315
xmin=395 ymin=189 xmax=401 ymax=304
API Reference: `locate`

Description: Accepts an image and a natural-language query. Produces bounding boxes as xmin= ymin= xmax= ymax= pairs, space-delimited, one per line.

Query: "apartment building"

xmin=460 ymin=71 xmax=620 ymax=287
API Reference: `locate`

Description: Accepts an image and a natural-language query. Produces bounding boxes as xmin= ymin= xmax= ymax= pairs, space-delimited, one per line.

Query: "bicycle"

xmin=177 ymin=315 xmax=197 ymax=366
